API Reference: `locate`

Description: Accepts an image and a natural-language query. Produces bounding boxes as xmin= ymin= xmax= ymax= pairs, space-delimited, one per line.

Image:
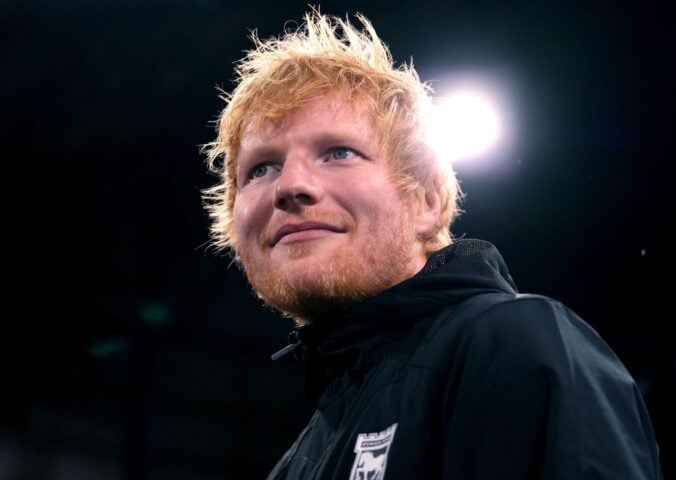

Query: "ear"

xmin=415 ymin=184 xmax=441 ymax=239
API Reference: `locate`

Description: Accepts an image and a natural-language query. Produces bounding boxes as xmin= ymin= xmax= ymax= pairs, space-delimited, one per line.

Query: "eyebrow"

xmin=238 ymin=130 xmax=376 ymax=163
xmin=237 ymin=145 xmax=280 ymax=165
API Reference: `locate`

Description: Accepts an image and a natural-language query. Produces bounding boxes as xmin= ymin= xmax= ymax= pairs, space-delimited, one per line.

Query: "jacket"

xmin=266 ymin=239 xmax=662 ymax=479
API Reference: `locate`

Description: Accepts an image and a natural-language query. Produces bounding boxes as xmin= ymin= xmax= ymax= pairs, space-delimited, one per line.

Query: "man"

xmin=204 ymin=11 xmax=663 ymax=479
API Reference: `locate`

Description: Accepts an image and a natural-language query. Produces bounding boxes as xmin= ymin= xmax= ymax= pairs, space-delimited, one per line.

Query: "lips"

xmin=272 ymin=221 xmax=346 ymax=246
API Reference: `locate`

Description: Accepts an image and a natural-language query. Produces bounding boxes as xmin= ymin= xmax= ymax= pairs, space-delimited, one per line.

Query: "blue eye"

xmin=331 ymin=147 xmax=353 ymax=160
xmin=250 ymin=163 xmax=272 ymax=179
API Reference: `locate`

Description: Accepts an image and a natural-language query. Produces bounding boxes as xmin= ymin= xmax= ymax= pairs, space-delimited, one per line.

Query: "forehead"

xmin=238 ymin=94 xmax=377 ymax=152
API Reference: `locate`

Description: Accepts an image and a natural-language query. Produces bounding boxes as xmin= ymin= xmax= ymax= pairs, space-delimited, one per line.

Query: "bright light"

xmin=428 ymin=90 xmax=502 ymax=162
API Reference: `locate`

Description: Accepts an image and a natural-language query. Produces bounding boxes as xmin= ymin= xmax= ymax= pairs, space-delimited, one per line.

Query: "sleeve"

xmin=440 ymin=296 xmax=663 ymax=479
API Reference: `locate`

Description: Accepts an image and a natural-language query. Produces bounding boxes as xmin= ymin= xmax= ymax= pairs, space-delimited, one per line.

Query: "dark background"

xmin=3 ymin=0 xmax=674 ymax=478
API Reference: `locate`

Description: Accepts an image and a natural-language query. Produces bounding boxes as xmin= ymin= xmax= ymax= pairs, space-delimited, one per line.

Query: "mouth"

xmin=272 ymin=221 xmax=346 ymax=246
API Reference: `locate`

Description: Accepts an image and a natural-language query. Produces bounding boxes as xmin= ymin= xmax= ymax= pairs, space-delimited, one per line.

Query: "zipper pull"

xmin=270 ymin=339 xmax=301 ymax=361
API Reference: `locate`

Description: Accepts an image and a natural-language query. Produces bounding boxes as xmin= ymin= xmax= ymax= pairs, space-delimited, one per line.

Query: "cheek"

xmin=233 ymin=189 xmax=275 ymax=243
xmin=359 ymin=179 xmax=404 ymax=215
xmin=233 ymin=195 xmax=257 ymax=241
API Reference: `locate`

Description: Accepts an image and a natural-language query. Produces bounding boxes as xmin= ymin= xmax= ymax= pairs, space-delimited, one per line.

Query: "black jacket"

xmin=267 ymin=240 xmax=662 ymax=479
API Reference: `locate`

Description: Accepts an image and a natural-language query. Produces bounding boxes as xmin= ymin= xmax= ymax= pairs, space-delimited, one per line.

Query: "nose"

xmin=274 ymin=156 xmax=323 ymax=211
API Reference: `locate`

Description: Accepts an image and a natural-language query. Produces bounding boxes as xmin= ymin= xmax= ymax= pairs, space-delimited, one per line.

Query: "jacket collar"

xmin=275 ymin=239 xmax=518 ymax=407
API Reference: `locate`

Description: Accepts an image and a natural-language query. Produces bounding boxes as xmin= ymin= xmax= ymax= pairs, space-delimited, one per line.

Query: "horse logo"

xmin=349 ymin=423 xmax=398 ymax=480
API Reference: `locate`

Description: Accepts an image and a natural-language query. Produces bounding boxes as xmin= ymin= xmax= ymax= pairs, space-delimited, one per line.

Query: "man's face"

xmin=233 ymin=95 xmax=429 ymax=322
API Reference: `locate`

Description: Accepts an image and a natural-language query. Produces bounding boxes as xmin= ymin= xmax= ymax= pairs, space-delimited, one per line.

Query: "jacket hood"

xmin=346 ymin=238 xmax=517 ymax=322
xmin=280 ymin=239 xmax=518 ymax=406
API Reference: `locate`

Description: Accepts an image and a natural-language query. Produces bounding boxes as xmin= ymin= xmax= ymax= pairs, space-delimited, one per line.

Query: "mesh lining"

xmin=423 ymin=239 xmax=494 ymax=273
xmin=422 ymin=239 xmax=517 ymax=293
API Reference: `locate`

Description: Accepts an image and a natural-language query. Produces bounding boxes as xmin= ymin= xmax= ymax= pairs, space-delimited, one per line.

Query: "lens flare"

xmin=427 ymin=90 xmax=502 ymax=162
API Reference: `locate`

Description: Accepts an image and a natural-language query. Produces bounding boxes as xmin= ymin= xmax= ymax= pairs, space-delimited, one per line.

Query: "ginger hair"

xmin=203 ymin=9 xmax=461 ymax=256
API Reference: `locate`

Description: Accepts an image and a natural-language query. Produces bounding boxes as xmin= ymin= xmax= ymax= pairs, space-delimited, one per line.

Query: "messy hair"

xmin=203 ymin=9 xmax=461 ymax=255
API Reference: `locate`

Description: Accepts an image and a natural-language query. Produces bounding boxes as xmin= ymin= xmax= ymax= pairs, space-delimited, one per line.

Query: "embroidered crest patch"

xmin=349 ymin=423 xmax=398 ymax=480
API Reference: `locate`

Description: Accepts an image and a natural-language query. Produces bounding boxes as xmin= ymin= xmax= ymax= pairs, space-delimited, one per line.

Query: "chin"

xmin=240 ymin=219 xmax=421 ymax=323
xmin=252 ymin=257 xmax=405 ymax=324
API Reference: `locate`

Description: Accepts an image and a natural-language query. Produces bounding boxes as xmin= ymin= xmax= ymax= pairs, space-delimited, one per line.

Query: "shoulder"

xmin=452 ymin=292 xmax=585 ymax=342
xmin=407 ymin=293 xmax=629 ymax=385
xmin=400 ymin=294 xmax=662 ymax=478
xmin=459 ymin=294 xmax=600 ymax=358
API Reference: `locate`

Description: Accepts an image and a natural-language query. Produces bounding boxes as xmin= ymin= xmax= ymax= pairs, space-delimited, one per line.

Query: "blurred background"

xmin=3 ymin=0 xmax=674 ymax=478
